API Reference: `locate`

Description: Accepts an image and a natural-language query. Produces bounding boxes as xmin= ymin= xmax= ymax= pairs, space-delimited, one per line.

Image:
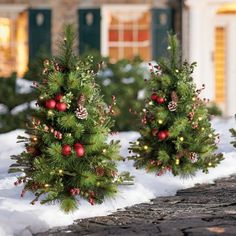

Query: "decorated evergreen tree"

xmin=230 ymin=116 xmax=236 ymax=148
xmin=9 ymin=26 xmax=131 ymax=212
xmin=129 ymin=35 xmax=223 ymax=176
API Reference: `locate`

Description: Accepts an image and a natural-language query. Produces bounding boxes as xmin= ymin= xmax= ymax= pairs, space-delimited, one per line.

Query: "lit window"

xmin=103 ymin=7 xmax=151 ymax=61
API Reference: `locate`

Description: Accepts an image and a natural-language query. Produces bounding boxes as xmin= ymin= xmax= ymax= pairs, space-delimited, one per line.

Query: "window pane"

xmin=109 ymin=47 xmax=119 ymax=61
xmin=138 ymin=47 xmax=150 ymax=60
xmin=124 ymin=30 xmax=133 ymax=41
xmin=109 ymin=30 xmax=119 ymax=41
xmin=124 ymin=47 xmax=133 ymax=59
xmin=138 ymin=30 xmax=149 ymax=42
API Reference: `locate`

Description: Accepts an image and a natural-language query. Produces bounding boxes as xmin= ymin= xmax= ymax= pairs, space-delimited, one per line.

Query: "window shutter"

xmin=78 ymin=8 xmax=101 ymax=55
xmin=28 ymin=9 xmax=51 ymax=60
xmin=151 ymin=8 xmax=173 ymax=60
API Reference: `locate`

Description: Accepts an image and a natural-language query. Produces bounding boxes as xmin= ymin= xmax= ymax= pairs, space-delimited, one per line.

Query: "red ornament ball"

xmin=151 ymin=93 xmax=158 ymax=101
xmin=157 ymin=131 xmax=167 ymax=141
xmin=55 ymin=94 xmax=63 ymax=102
xmin=75 ymin=144 xmax=85 ymax=157
xmin=156 ymin=97 xmax=165 ymax=104
xmin=62 ymin=145 xmax=71 ymax=156
xmin=56 ymin=102 xmax=67 ymax=111
xmin=45 ymin=99 xmax=56 ymax=109
xmin=74 ymin=142 xmax=83 ymax=148
xmin=163 ymin=130 xmax=170 ymax=138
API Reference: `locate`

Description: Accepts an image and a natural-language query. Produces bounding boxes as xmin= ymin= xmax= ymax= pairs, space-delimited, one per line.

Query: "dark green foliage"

xmin=230 ymin=115 xmax=236 ymax=148
xmin=129 ymin=34 xmax=223 ymax=177
xmin=9 ymin=25 xmax=132 ymax=213
xmin=0 ymin=73 xmax=35 ymax=133
xmin=207 ymin=103 xmax=222 ymax=117
xmin=97 ymin=57 xmax=146 ymax=131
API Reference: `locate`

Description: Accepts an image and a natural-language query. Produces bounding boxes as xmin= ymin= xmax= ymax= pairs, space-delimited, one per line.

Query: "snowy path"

xmin=0 ymin=118 xmax=236 ymax=236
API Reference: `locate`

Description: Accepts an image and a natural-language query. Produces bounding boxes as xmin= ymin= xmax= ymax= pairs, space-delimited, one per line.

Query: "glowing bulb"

xmin=175 ymin=159 xmax=180 ymax=165
xmin=102 ymin=149 xmax=107 ymax=153
xmin=158 ymin=120 xmax=163 ymax=124
xmin=180 ymin=137 xmax=184 ymax=142
xmin=192 ymin=97 xmax=196 ymax=101
xmin=44 ymin=184 xmax=49 ymax=187
xmin=208 ymin=162 xmax=212 ymax=167
xmin=198 ymin=117 xmax=203 ymax=121
xmin=167 ymin=46 xmax=171 ymax=50
xmin=209 ymin=134 xmax=213 ymax=138
xmin=136 ymin=141 xmax=140 ymax=145
xmin=144 ymin=145 xmax=148 ymax=150
xmin=201 ymin=127 xmax=205 ymax=131
xmin=148 ymin=101 xmax=153 ymax=106
xmin=142 ymin=108 xmax=147 ymax=112
xmin=76 ymin=66 xmax=80 ymax=70
xmin=175 ymin=69 xmax=179 ymax=73
xmin=137 ymin=154 xmax=140 ymax=157
xmin=58 ymin=170 xmax=63 ymax=174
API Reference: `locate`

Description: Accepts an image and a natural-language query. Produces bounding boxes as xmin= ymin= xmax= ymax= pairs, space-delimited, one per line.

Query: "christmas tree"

xmin=9 ymin=26 xmax=131 ymax=212
xmin=230 ymin=115 xmax=236 ymax=148
xmin=129 ymin=35 xmax=223 ymax=177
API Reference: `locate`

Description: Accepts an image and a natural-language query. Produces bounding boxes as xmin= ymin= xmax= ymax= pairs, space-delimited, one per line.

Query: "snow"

xmin=10 ymin=101 xmax=37 ymax=115
xmin=0 ymin=118 xmax=236 ymax=236
xmin=16 ymin=78 xmax=33 ymax=94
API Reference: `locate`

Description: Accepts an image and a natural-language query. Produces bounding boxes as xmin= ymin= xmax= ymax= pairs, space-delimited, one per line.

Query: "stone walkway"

xmin=36 ymin=175 xmax=236 ymax=236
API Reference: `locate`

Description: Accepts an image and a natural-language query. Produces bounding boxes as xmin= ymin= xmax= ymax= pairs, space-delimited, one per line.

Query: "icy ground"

xmin=0 ymin=118 xmax=236 ymax=236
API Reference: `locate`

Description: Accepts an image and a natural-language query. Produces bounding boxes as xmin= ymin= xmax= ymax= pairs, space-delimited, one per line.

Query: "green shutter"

xmin=78 ymin=9 xmax=101 ymax=55
xmin=151 ymin=8 xmax=173 ymax=60
xmin=29 ymin=9 xmax=51 ymax=60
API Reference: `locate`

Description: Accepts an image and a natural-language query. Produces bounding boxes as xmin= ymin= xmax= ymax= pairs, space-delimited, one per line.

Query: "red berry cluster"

xmin=62 ymin=142 xmax=85 ymax=157
xmin=151 ymin=93 xmax=165 ymax=104
xmin=70 ymin=188 xmax=80 ymax=196
xmin=45 ymin=94 xmax=67 ymax=111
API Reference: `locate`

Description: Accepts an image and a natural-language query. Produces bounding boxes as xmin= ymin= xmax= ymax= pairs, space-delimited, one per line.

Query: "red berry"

xmin=75 ymin=145 xmax=85 ymax=157
xmin=45 ymin=99 xmax=56 ymax=109
xmin=55 ymin=94 xmax=63 ymax=102
xmin=156 ymin=97 xmax=165 ymax=104
xmin=62 ymin=145 xmax=71 ymax=156
xmin=157 ymin=131 xmax=167 ymax=141
xmin=151 ymin=93 xmax=158 ymax=101
xmin=56 ymin=102 xmax=67 ymax=111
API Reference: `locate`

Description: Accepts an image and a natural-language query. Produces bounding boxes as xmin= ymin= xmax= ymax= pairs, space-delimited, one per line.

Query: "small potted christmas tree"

xmin=9 ymin=25 xmax=130 ymax=212
xmin=129 ymin=35 xmax=223 ymax=176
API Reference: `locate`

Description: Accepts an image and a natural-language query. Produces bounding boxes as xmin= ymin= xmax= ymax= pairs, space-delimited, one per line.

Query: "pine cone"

xmin=75 ymin=105 xmax=88 ymax=119
xmin=171 ymin=91 xmax=178 ymax=102
xmin=168 ymin=101 xmax=177 ymax=111
xmin=77 ymin=94 xmax=86 ymax=106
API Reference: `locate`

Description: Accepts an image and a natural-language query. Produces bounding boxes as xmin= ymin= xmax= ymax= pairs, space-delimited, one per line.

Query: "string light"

xmin=201 ymin=127 xmax=205 ymax=131
xmin=44 ymin=184 xmax=49 ymax=188
xmin=209 ymin=134 xmax=213 ymax=138
xmin=208 ymin=162 xmax=212 ymax=167
xmin=198 ymin=117 xmax=203 ymax=121
xmin=158 ymin=119 xmax=163 ymax=124
xmin=175 ymin=159 xmax=180 ymax=165
xmin=58 ymin=170 xmax=63 ymax=174
xmin=148 ymin=101 xmax=153 ymax=106
xmin=136 ymin=141 xmax=140 ymax=145
xmin=180 ymin=137 xmax=184 ymax=142
xmin=102 ymin=149 xmax=107 ymax=153
xmin=143 ymin=145 xmax=148 ymax=150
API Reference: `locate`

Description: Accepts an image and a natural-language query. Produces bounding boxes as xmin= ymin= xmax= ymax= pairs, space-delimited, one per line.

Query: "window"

xmin=102 ymin=5 xmax=151 ymax=61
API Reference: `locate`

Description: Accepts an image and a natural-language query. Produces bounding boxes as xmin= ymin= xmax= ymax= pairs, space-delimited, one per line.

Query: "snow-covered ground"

xmin=0 ymin=118 xmax=236 ymax=236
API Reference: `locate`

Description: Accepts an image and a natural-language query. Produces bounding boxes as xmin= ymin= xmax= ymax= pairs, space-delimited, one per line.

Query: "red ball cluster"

xmin=45 ymin=94 xmax=67 ymax=111
xmin=61 ymin=142 xmax=85 ymax=157
xmin=151 ymin=93 xmax=165 ymax=104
